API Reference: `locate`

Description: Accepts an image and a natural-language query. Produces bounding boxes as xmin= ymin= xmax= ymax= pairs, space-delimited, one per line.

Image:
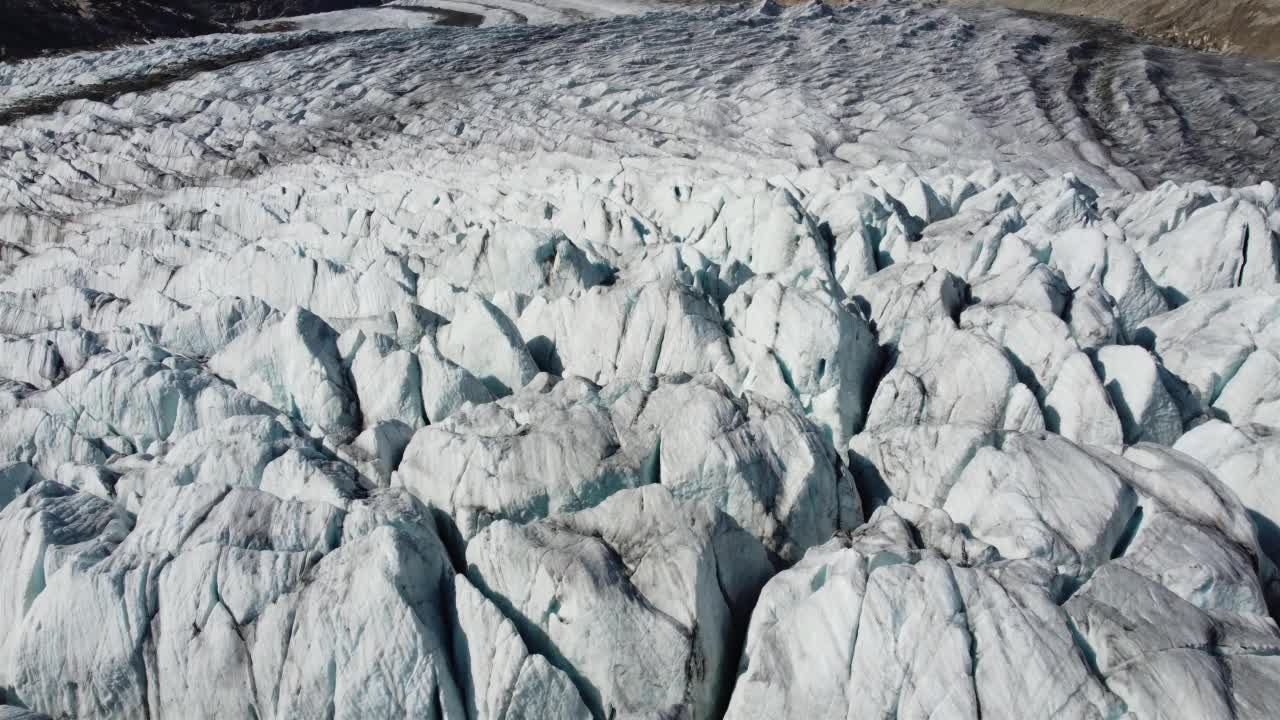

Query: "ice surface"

xmin=2 ymin=0 xmax=1280 ymax=717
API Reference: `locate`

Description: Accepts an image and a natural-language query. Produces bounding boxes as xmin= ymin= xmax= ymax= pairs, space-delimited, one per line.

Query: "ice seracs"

xmin=396 ymin=372 xmax=857 ymax=561
xmin=209 ymin=307 xmax=361 ymax=440
xmin=1067 ymin=564 xmax=1280 ymax=718
xmin=723 ymin=504 xmax=1124 ymax=720
xmin=1094 ymin=344 xmax=1183 ymax=446
xmin=2 ymin=0 xmax=1280 ymax=717
xmin=729 ymin=433 xmax=1278 ymax=719
xmin=0 ymin=483 xmax=590 ymax=719
xmin=466 ymin=485 xmax=773 ymax=720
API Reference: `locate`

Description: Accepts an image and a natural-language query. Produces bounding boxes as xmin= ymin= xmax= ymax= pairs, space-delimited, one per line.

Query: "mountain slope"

xmin=956 ymin=0 xmax=1280 ymax=58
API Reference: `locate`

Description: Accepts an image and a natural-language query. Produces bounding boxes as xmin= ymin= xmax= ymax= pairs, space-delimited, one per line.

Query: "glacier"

xmin=2 ymin=0 xmax=1280 ymax=717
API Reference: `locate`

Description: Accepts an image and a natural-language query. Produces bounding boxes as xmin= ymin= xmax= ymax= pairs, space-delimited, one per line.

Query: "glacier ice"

xmin=2 ymin=0 xmax=1280 ymax=717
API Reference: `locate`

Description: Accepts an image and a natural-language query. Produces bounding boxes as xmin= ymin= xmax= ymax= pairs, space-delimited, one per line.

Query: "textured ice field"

xmin=2 ymin=2 xmax=1280 ymax=719
xmin=234 ymin=0 xmax=661 ymax=32
xmin=238 ymin=7 xmax=461 ymax=32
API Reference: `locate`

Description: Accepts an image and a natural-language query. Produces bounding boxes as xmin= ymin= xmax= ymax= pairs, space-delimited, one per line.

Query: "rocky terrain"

xmin=2 ymin=1 xmax=1280 ymax=718
xmin=957 ymin=0 xmax=1280 ymax=59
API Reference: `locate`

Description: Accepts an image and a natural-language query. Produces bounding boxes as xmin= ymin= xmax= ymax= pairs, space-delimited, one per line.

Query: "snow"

xmin=1 ymin=0 xmax=1280 ymax=717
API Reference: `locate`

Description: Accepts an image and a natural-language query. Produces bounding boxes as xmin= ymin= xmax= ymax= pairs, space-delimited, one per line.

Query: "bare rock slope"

xmin=956 ymin=0 xmax=1280 ymax=58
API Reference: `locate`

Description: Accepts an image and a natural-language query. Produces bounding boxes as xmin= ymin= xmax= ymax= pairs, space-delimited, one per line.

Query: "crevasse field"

xmin=3 ymin=1 xmax=1280 ymax=718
